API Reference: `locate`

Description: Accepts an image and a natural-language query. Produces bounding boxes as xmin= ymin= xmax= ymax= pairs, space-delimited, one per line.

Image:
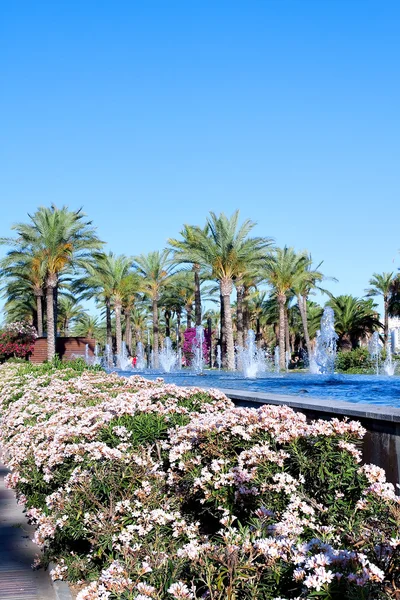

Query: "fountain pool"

xmin=118 ymin=368 xmax=400 ymax=408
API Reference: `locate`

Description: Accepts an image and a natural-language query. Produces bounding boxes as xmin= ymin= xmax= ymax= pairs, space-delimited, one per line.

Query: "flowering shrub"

xmin=0 ymin=362 xmax=399 ymax=599
xmin=0 ymin=321 xmax=37 ymax=359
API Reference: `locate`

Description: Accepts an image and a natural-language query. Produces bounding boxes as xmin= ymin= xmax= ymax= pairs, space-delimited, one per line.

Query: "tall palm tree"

xmin=108 ymin=257 xmax=138 ymax=362
xmin=388 ymin=275 xmax=400 ymax=318
xmin=0 ymin=249 xmax=47 ymax=335
xmin=306 ymin=301 xmax=324 ymax=342
xmin=365 ymin=272 xmax=395 ymax=346
xmin=133 ymin=250 xmax=173 ymax=368
xmin=169 ymin=211 xmax=272 ymax=370
xmin=264 ymin=247 xmax=306 ymax=369
xmin=168 ymin=224 xmax=209 ymax=327
xmin=121 ymin=273 xmax=141 ymax=354
xmin=57 ymin=295 xmax=86 ymax=336
xmin=73 ymin=252 xmax=116 ymax=357
xmin=292 ymin=255 xmax=329 ymax=358
xmin=326 ymin=295 xmax=381 ymax=351
xmin=2 ymin=205 xmax=103 ymax=360
xmin=3 ymin=290 xmax=37 ymax=325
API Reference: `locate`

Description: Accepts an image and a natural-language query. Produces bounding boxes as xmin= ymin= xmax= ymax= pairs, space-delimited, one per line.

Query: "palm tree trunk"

xmin=105 ymin=298 xmax=112 ymax=366
xmin=278 ymin=295 xmax=286 ymax=370
xmin=284 ymin=306 xmax=290 ymax=360
xmin=220 ymin=292 xmax=226 ymax=363
xmin=115 ymin=302 xmax=122 ymax=364
xmin=297 ymin=294 xmax=311 ymax=357
xmin=194 ymin=265 xmax=202 ymax=327
xmin=153 ymin=298 xmax=159 ymax=368
xmin=46 ymin=284 xmax=56 ymax=361
xmin=125 ymin=311 xmax=132 ymax=354
xmin=221 ymin=279 xmax=235 ymax=370
xmin=243 ymin=287 xmax=250 ymax=333
xmin=165 ymin=310 xmax=171 ymax=338
xmin=35 ymin=293 xmax=43 ymax=337
xmin=384 ymin=297 xmax=389 ymax=347
xmin=176 ymin=309 xmax=181 ymax=352
xmin=340 ymin=333 xmax=352 ymax=352
xmin=236 ymin=283 xmax=244 ymax=348
xmin=186 ymin=304 xmax=193 ymax=329
xmin=53 ymin=286 xmax=58 ymax=338
xmin=256 ymin=318 xmax=262 ymax=348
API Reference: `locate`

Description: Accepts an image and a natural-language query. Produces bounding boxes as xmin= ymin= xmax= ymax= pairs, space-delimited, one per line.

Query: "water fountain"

xmin=116 ymin=341 xmax=133 ymax=370
xmin=192 ymin=326 xmax=205 ymax=373
xmin=368 ymin=331 xmax=381 ymax=376
xmin=135 ymin=341 xmax=146 ymax=370
xmin=237 ymin=330 xmax=267 ymax=378
xmin=383 ymin=342 xmax=396 ymax=376
xmin=93 ymin=344 xmax=101 ymax=366
xmin=313 ymin=307 xmax=338 ymax=375
xmin=176 ymin=348 xmax=182 ymax=370
xmin=285 ymin=350 xmax=290 ymax=372
xmin=216 ymin=345 xmax=222 ymax=370
xmin=159 ymin=337 xmax=178 ymax=373
xmin=101 ymin=344 xmax=113 ymax=369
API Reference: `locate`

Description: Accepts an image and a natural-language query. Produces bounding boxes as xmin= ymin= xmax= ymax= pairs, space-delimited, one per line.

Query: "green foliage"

xmin=335 ymin=347 xmax=374 ymax=373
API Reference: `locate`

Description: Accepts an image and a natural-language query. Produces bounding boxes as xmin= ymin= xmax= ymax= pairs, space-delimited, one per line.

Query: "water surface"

xmin=119 ymin=369 xmax=400 ymax=408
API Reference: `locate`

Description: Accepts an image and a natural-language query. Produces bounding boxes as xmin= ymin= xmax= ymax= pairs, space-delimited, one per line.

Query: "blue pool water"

xmin=119 ymin=370 xmax=400 ymax=408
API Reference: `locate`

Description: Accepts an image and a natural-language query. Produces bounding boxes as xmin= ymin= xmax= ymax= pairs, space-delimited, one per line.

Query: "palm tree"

xmin=72 ymin=314 xmax=103 ymax=340
xmin=57 ymin=295 xmax=86 ymax=336
xmin=3 ymin=290 xmax=37 ymax=325
xmin=0 ymin=250 xmax=47 ymax=335
xmin=306 ymin=301 xmax=324 ymax=342
xmin=73 ymin=252 xmax=116 ymax=357
xmin=365 ymin=272 xmax=394 ymax=346
xmin=108 ymin=257 xmax=138 ymax=362
xmin=2 ymin=205 xmax=103 ymax=360
xmin=121 ymin=273 xmax=141 ymax=354
xmin=264 ymin=247 xmax=306 ymax=369
xmin=388 ymin=275 xmax=400 ymax=318
xmin=168 ymin=211 xmax=272 ymax=370
xmin=326 ymin=295 xmax=381 ymax=351
xmin=168 ymin=224 xmax=209 ymax=327
xmin=292 ymin=255 xmax=329 ymax=358
xmin=133 ymin=250 xmax=173 ymax=368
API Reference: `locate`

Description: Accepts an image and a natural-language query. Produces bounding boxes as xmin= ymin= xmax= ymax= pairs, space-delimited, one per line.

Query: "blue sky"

xmin=1 ymin=1 xmax=399 ymax=316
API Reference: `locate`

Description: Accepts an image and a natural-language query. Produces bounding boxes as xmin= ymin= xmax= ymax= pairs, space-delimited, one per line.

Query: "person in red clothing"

xmin=132 ymin=356 xmax=137 ymax=368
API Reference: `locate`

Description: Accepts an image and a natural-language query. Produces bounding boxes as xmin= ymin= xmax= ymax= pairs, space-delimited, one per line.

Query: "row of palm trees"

xmin=1 ymin=205 xmax=399 ymax=368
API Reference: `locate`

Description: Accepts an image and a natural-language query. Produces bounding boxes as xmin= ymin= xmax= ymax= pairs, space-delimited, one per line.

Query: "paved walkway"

xmin=0 ymin=457 xmax=56 ymax=600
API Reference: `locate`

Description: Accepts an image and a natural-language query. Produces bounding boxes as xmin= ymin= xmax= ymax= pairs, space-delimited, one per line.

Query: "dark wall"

xmin=30 ymin=338 xmax=96 ymax=364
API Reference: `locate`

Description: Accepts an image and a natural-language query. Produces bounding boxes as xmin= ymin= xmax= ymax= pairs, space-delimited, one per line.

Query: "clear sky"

xmin=1 ymin=1 xmax=399 ymax=316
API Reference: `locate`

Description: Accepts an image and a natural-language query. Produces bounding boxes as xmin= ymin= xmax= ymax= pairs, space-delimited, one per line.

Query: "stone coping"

xmin=212 ymin=387 xmax=400 ymax=424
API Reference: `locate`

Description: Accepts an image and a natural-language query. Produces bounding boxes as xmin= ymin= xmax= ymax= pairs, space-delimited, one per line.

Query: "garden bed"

xmin=0 ymin=360 xmax=399 ymax=600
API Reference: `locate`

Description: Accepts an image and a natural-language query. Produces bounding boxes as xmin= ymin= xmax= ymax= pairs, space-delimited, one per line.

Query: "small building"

xmin=29 ymin=337 xmax=96 ymax=364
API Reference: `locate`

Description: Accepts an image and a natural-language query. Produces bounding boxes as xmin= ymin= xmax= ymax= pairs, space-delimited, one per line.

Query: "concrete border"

xmin=49 ymin=563 xmax=74 ymax=600
xmin=213 ymin=387 xmax=400 ymax=487
xmin=216 ymin=387 xmax=400 ymax=423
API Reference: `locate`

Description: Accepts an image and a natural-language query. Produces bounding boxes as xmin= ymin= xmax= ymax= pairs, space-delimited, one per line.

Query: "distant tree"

xmin=0 ymin=250 xmax=46 ymax=335
xmin=326 ymin=295 xmax=381 ymax=351
xmin=365 ymin=272 xmax=395 ymax=346
xmin=133 ymin=251 xmax=173 ymax=368
xmin=168 ymin=211 xmax=271 ymax=369
xmin=264 ymin=247 xmax=307 ymax=369
xmin=57 ymin=295 xmax=86 ymax=336
xmin=1 ymin=205 xmax=103 ymax=360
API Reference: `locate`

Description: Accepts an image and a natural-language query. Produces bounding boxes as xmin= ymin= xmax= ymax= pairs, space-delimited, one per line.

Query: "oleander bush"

xmin=1 ymin=362 xmax=400 ymax=600
xmin=0 ymin=321 xmax=37 ymax=361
